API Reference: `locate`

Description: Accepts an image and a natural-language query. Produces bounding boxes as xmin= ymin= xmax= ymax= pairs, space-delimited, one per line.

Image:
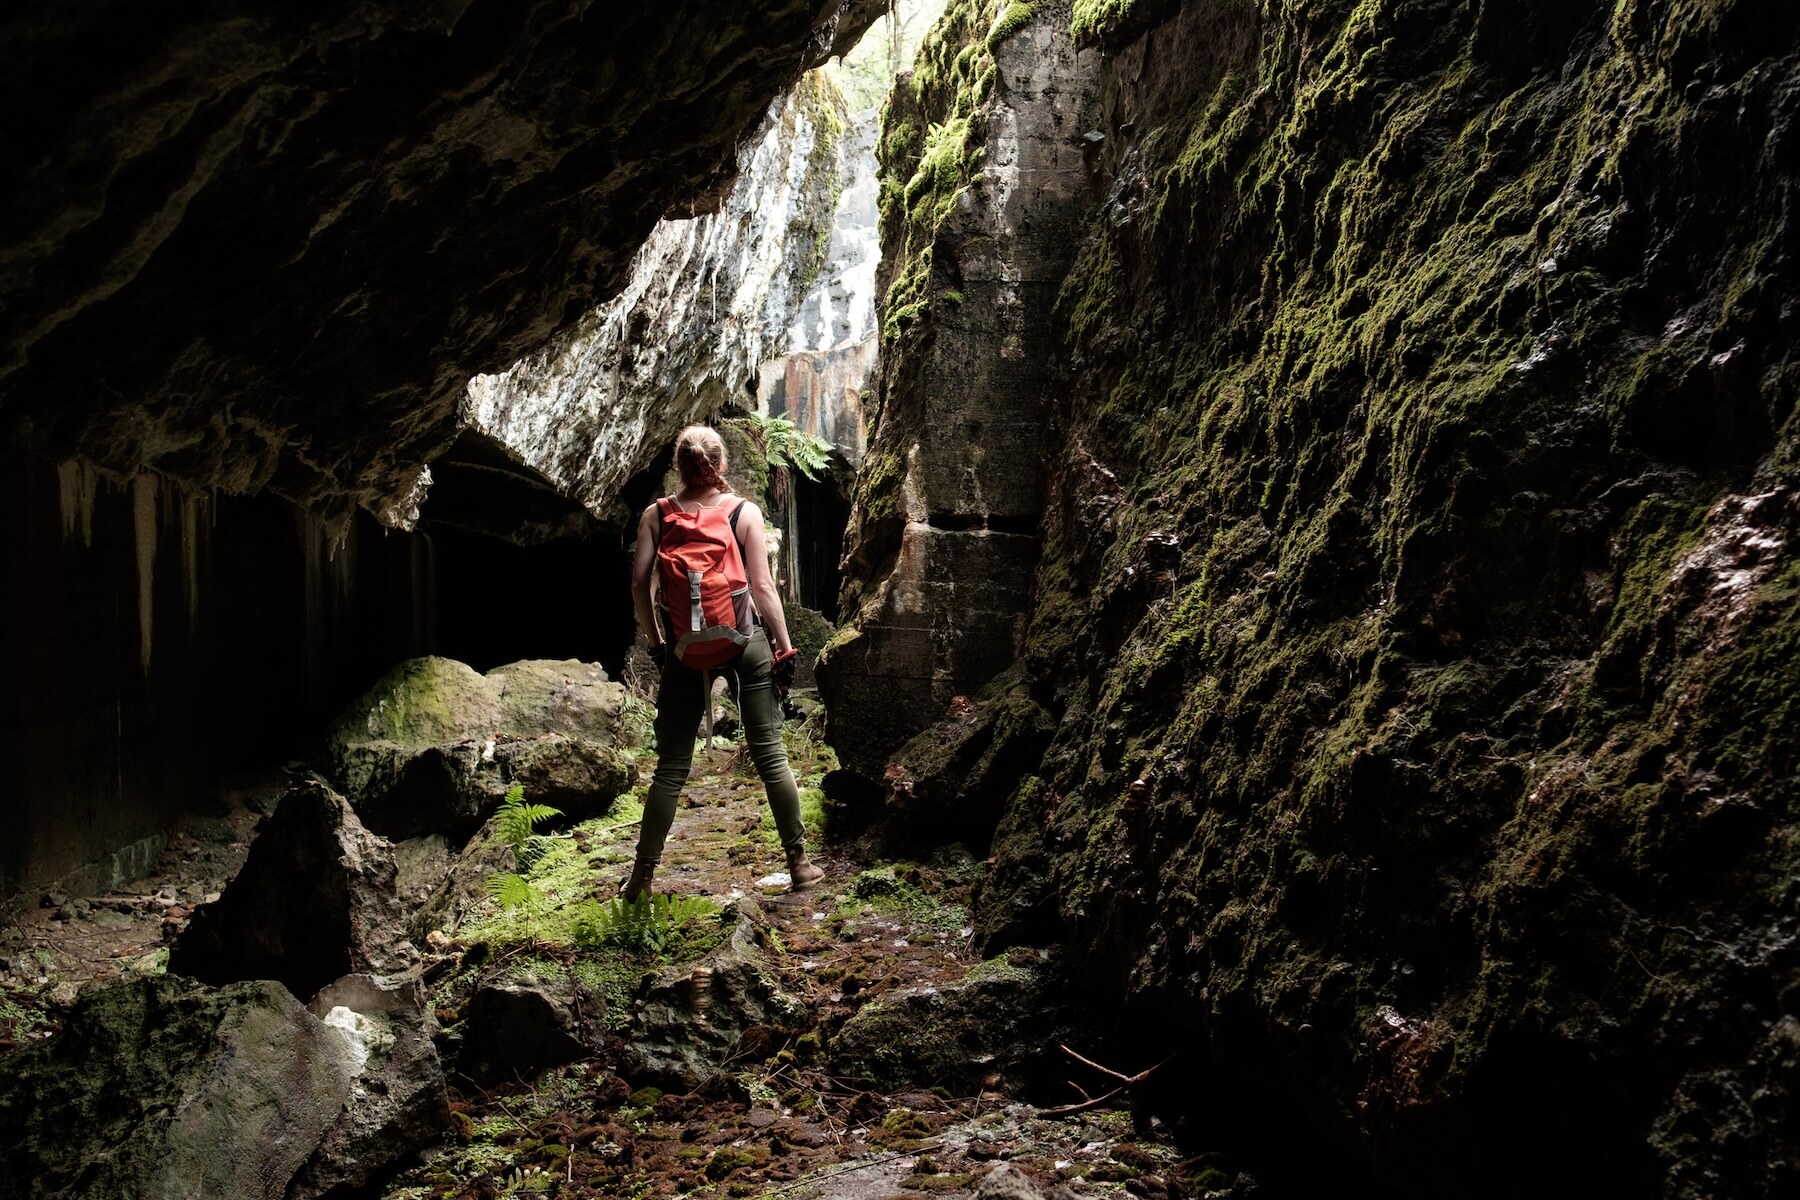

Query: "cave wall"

xmin=839 ymin=0 xmax=1800 ymax=1193
xmin=2 ymin=443 xmax=630 ymax=899
xmin=819 ymin=0 xmax=1099 ymax=774
xmin=1 ymin=449 xmax=427 ymax=897
xmin=2 ymin=2 xmax=889 ymax=896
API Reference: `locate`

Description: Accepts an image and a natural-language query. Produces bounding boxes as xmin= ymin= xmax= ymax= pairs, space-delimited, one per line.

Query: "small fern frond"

xmin=486 ymin=872 xmax=535 ymax=910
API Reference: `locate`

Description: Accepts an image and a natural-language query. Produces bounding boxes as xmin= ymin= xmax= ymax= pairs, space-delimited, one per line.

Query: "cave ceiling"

xmin=0 ymin=0 xmax=882 ymax=520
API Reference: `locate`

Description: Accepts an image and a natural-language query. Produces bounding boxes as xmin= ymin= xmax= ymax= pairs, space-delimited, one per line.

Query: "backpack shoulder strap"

xmin=652 ymin=498 xmax=675 ymax=546
xmin=728 ymin=500 xmax=747 ymax=534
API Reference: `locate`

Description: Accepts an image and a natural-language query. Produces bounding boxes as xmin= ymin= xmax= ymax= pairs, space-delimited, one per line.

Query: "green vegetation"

xmin=743 ymin=411 xmax=836 ymax=510
xmin=484 ymin=785 xmax=563 ymax=912
xmin=0 ymin=979 xmax=52 ymax=1046
xmin=457 ymin=793 xmax=644 ymax=948
xmin=571 ymin=893 xmax=725 ymax=959
xmin=837 ymin=864 xmax=969 ymax=933
xmin=1069 ymin=0 xmax=1156 ymax=46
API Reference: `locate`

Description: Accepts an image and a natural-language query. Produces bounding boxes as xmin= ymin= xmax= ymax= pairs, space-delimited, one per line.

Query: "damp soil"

xmin=388 ymin=745 xmax=1255 ymax=1200
xmin=0 ymin=750 xmax=1326 ymax=1200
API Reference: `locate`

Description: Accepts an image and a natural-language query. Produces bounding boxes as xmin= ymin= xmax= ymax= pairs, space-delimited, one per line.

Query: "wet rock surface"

xmin=821 ymin=0 xmax=1100 ymax=774
xmin=296 ymin=973 xmax=451 ymax=1199
xmin=847 ymin=0 xmax=1800 ymax=1195
xmin=327 ymin=656 xmax=638 ymax=839
xmin=458 ymin=979 xmax=600 ymax=1087
xmin=170 ymin=779 xmax=415 ymax=1000
xmin=829 ymin=951 xmax=1064 ymax=1094
xmin=0 ymin=976 xmax=356 ymax=1200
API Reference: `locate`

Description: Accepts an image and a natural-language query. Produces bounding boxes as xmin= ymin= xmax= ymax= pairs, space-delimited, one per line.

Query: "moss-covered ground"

xmin=386 ymin=722 xmax=1265 ymax=1199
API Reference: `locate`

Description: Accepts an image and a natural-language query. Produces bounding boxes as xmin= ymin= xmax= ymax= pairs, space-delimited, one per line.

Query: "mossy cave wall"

xmin=830 ymin=0 xmax=1800 ymax=1193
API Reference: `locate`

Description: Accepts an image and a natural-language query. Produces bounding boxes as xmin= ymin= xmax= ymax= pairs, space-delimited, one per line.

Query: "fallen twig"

xmin=1037 ymin=1046 xmax=1177 ymax=1119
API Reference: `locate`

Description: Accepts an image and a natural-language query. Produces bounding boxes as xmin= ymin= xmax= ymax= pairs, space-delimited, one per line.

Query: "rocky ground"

xmin=383 ymin=735 xmax=1252 ymax=1200
xmin=0 ymin=734 xmax=1261 ymax=1200
xmin=0 ymin=773 xmax=277 ymax=1052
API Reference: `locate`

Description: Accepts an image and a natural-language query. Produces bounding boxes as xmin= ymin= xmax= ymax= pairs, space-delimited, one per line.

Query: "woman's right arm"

xmin=631 ymin=504 xmax=662 ymax=644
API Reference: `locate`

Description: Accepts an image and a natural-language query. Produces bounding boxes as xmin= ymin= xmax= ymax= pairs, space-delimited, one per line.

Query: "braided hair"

xmin=673 ymin=425 xmax=731 ymax=493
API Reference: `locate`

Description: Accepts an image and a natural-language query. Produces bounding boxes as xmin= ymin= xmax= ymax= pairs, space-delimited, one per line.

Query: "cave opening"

xmin=790 ymin=460 xmax=854 ymax=622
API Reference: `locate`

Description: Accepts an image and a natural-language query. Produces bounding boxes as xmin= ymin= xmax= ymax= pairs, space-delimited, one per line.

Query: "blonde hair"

xmin=674 ymin=424 xmax=730 ymax=492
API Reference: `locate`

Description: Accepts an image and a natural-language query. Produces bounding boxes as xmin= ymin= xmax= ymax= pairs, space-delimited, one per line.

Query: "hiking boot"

xmin=787 ymin=849 xmax=824 ymax=893
xmin=620 ymin=861 xmax=656 ymax=902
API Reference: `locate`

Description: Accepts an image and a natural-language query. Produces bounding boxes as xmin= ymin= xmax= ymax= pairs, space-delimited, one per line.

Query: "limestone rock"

xmin=170 ymin=780 xmax=415 ymax=1000
xmin=976 ymin=1163 xmax=1076 ymax=1200
xmin=458 ymin=979 xmax=600 ymax=1086
xmin=292 ymin=973 xmax=450 ymax=1199
xmin=880 ymin=664 xmax=1055 ymax=845
xmin=0 ymin=977 xmax=355 ymax=1200
xmin=619 ymin=904 xmax=807 ymax=1090
xmin=466 ymin=72 xmax=857 ymax=517
xmin=0 ymin=1 xmax=884 ymax=517
xmin=409 ymin=809 xmax=517 ymax=942
xmin=327 ymin=656 xmax=637 ymax=839
xmin=828 ymin=954 xmax=1058 ymax=1093
xmin=491 ymin=658 xmax=630 ymax=740
xmin=393 ymin=834 xmax=453 ymax=911
xmin=821 ymin=0 xmax=1099 ymax=774
xmin=497 ymin=734 xmax=635 ymax=819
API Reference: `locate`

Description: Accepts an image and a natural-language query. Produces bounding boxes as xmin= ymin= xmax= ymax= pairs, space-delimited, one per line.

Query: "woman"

xmin=622 ymin=424 xmax=824 ymax=899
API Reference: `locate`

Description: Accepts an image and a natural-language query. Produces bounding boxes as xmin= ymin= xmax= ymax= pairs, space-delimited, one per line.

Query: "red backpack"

xmin=655 ymin=496 xmax=752 ymax=669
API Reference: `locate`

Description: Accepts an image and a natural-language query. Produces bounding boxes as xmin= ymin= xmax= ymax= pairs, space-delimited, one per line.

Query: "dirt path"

xmin=0 ymin=750 xmax=1239 ymax=1200
xmin=395 ymin=747 xmax=1232 ymax=1200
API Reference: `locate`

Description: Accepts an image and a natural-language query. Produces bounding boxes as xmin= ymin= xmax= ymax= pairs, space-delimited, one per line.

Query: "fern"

xmin=484 ymin=785 xmax=562 ymax=912
xmin=747 ymin=412 xmax=835 ymax=484
xmin=486 ymin=872 xmax=535 ymax=911
xmin=494 ymin=784 xmax=562 ymax=869
xmin=571 ymin=893 xmax=722 ymax=958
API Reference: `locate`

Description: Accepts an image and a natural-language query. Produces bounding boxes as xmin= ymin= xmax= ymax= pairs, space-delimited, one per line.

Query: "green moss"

xmin=1070 ymin=0 xmax=1164 ymax=47
xmin=986 ymin=2 xmax=1035 ymax=49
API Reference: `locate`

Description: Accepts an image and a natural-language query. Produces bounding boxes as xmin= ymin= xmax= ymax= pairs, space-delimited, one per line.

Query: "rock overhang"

xmin=0 ymin=0 xmax=886 ymax=519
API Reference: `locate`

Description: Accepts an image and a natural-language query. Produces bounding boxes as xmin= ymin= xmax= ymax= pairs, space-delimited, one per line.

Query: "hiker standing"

xmin=623 ymin=424 xmax=825 ymax=900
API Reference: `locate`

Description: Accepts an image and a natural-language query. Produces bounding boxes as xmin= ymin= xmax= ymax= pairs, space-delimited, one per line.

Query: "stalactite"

xmin=300 ymin=511 xmax=325 ymax=710
xmin=55 ymin=458 xmax=99 ymax=548
xmin=132 ymin=474 xmax=158 ymax=672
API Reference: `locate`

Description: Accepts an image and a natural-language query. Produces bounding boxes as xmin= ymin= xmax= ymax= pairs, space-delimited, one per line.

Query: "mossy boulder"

xmin=828 ymin=954 xmax=1063 ymax=1092
xmin=0 ymin=976 xmax=356 ymax=1200
xmin=882 ymin=664 xmax=1055 ymax=847
xmin=617 ymin=903 xmax=806 ymax=1091
xmin=328 ymin=657 xmax=636 ymax=838
xmin=786 ymin=604 xmax=834 ymax=689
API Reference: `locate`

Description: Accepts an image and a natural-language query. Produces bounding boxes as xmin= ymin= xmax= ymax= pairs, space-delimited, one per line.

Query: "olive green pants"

xmin=634 ymin=627 xmax=804 ymax=866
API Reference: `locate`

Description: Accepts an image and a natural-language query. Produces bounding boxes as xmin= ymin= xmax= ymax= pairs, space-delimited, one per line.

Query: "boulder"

xmin=291 ymin=973 xmax=450 ymax=1199
xmin=491 ymin=658 xmax=629 ymax=739
xmin=497 ymin=734 xmax=635 ymax=819
xmin=829 ymin=954 xmax=1064 ymax=1093
xmin=170 ymin=781 xmax=415 ymax=1000
xmin=619 ymin=903 xmax=807 ymax=1090
xmin=880 ymin=664 xmax=1055 ymax=847
xmin=328 ymin=656 xmax=638 ymax=840
xmin=0 ymin=977 xmax=355 ymax=1200
xmin=408 ymin=810 xmax=516 ymax=942
xmin=458 ymin=979 xmax=601 ymax=1086
xmin=785 ymin=604 xmax=834 ymax=689
xmin=976 ymin=1163 xmax=1079 ymax=1200
xmin=393 ymin=834 xmax=453 ymax=911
